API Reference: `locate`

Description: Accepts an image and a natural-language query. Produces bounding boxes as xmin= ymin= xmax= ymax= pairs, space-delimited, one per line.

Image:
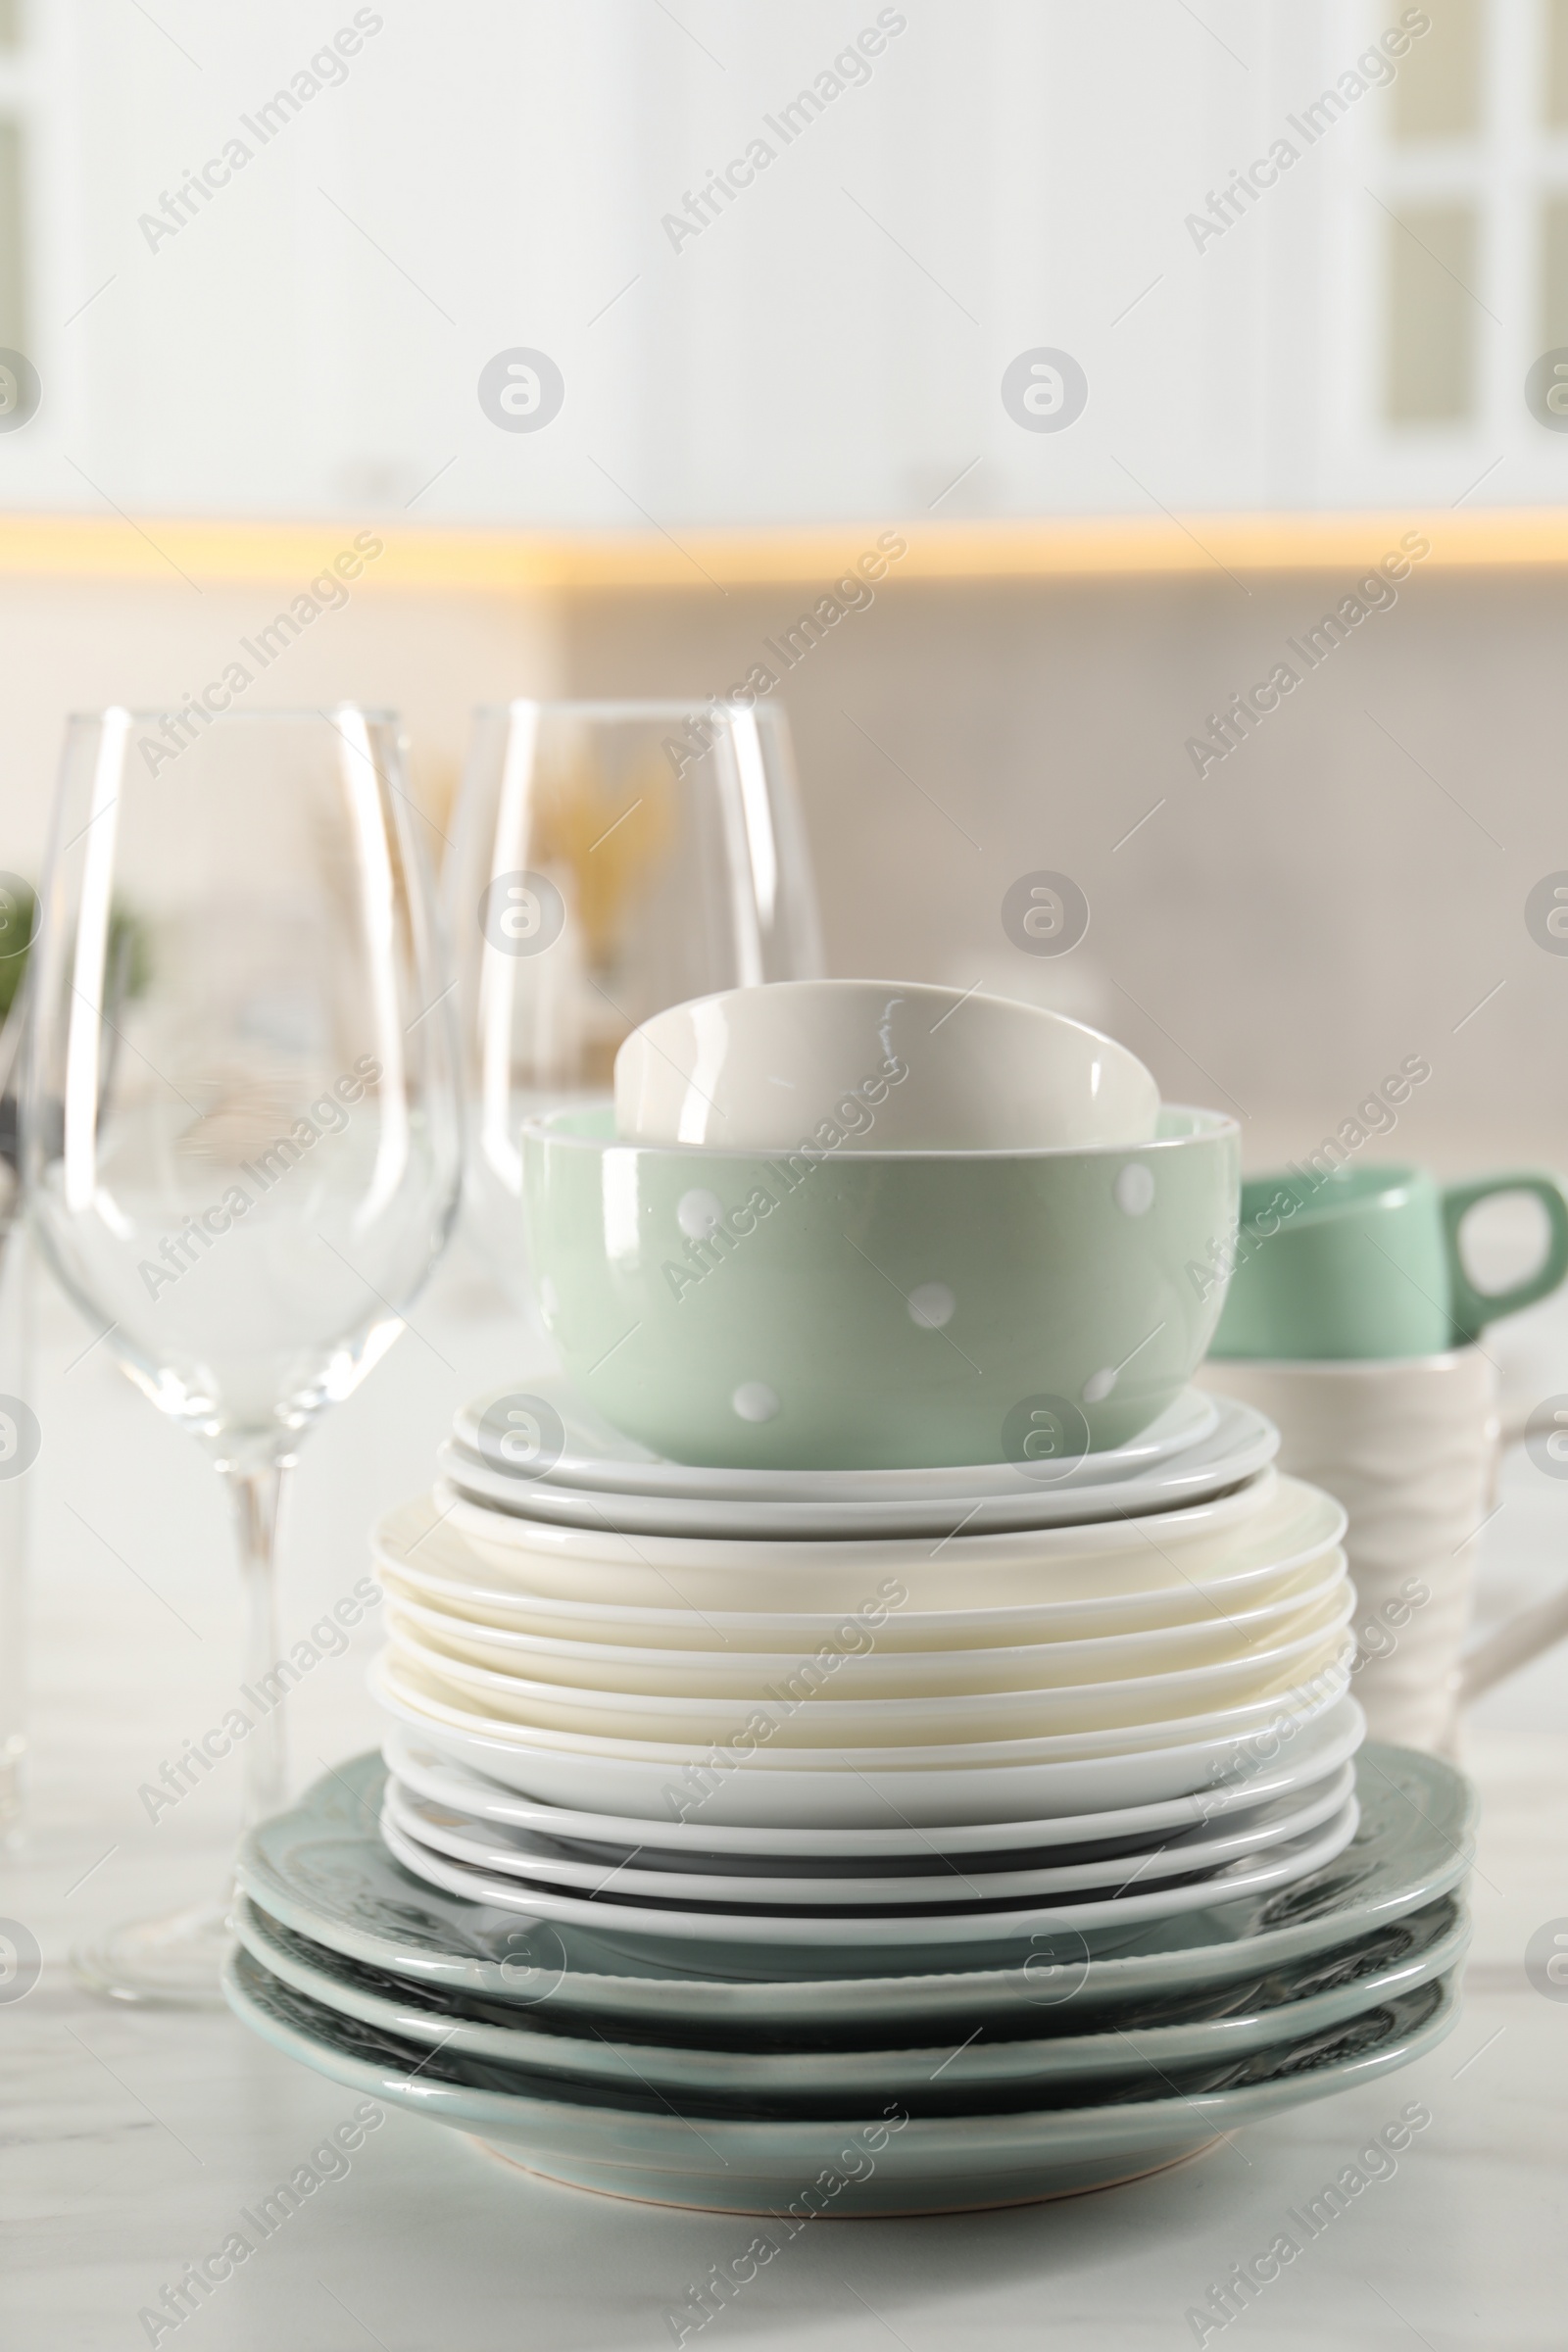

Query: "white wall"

xmin=0 ymin=574 xmax=560 ymax=871
xmin=558 ymin=559 xmax=1568 ymax=1167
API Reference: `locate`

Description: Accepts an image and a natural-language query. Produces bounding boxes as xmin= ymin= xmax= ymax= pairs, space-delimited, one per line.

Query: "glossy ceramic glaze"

xmin=233 ymin=1747 xmax=1473 ymax=2014
xmin=232 ymin=1887 xmax=1467 ymax=2096
xmin=434 ymin=1411 xmax=1279 ymax=1540
xmin=381 ymin=1792 xmax=1361 ymax=1948
xmin=1209 ymin=1161 xmax=1568 ymax=1359
xmin=431 ymin=1469 xmax=1347 ymax=1616
xmin=379 ymin=1760 xmax=1357 ymax=1905
xmin=380 ymin=1599 xmax=1354 ymax=1746
xmin=371 ymin=1653 xmax=1353 ymax=1826
xmin=520 ymin=1102 xmax=1241 ymax=1467
xmin=454 ymin=1377 xmax=1220 ymax=1500
xmin=223 ymin=1941 xmax=1459 ymax=2213
xmin=375 ymin=1489 xmax=1342 ymax=1648
xmin=613 ymin=980 xmax=1160 ymax=1152
xmin=380 ymin=1704 xmax=1367 ymax=1857
xmin=377 ymin=1565 xmax=1350 ymax=1696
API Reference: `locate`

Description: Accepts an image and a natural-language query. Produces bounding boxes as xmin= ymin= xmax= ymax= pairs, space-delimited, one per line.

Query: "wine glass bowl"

xmin=31 ymin=709 xmax=458 ymax=1461
xmin=24 ymin=706 xmax=461 ymax=2001
xmin=447 ymin=699 xmax=822 ymax=1293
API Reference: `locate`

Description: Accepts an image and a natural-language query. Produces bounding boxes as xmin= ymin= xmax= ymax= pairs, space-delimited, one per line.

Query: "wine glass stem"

xmin=225 ymin=1457 xmax=289 ymax=1831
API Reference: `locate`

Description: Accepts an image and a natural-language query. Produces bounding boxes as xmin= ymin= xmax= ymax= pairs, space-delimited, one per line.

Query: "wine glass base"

xmin=71 ymin=1894 xmax=235 ymax=2009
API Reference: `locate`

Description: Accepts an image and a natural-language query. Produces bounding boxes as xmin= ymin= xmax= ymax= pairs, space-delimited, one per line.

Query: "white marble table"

xmin=4 ymin=1247 xmax=1567 ymax=2351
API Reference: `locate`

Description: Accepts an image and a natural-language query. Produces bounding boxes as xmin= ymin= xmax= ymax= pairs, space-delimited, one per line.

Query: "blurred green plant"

xmin=106 ymin=904 xmax=152 ymax=1013
xmin=0 ymin=880 xmax=150 ymax=1023
xmin=0 ymin=879 xmax=34 ymax=1020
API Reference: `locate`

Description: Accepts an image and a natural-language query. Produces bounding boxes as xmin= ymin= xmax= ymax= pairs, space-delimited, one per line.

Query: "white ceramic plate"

xmin=379 ymin=1567 xmax=1350 ymax=1695
xmin=376 ymin=1647 xmax=1353 ymax=1769
xmin=378 ymin=1794 xmax=1361 ymax=1946
xmin=436 ymin=1445 xmax=1281 ymax=1544
xmin=381 ymin=1761 xmax=1358 ymax=1905
xmin=237 ymin=1748 xmax=1474 ymax=2021
xmin=426 ymin=1473 xmax=1349 ymax=1616
xmin=374 ymin=1494 xmax=1344 ymax=1648
xmin=435 ymin=1396 xmax=1278 ymax=1543
xmin=239 ymin=1749 xmax=1476 ymax=2023
xmin=381 ymin=1602 xmax=1354 ymax=1746
xmin=371 ymin=1655 xmax=1352 ymax=1827
xmin=380 ymin=1701 xmax=1367 ymax=1857
xmin=453 ymin=1379 xmax=1221 ymax=1500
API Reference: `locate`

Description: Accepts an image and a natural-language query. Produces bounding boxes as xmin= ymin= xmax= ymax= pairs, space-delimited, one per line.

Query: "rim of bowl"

xmin=627 ymin=980 xmax=1143 ymax=1051
xmin=68 ymin=704 xmax=401 ymax=724
xmin=519 ymin=1100 xmax=1240 ymax=1163
xmin=1208 ymin=1351 xmax=1486 ymax=1378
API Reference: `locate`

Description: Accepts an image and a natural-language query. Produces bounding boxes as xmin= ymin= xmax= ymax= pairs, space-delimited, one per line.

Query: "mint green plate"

xmin=224 ymin=1942 xmax=1458 ymax=2215
xmin=234 ymin=1748 xmax=1474 ymax=2028
xmin=233 ymin=1888 xmax=1467 ymax=2098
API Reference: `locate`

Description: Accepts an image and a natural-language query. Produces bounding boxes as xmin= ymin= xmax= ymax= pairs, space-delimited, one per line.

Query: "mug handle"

xmin=1460 ymin=1579 xmax=1568 ymax=1704
xmin=1441 ymin=1172 xmax=1568 ymax=1341
xmin=1462 ymin=1382 xmax=1568 ymax=1705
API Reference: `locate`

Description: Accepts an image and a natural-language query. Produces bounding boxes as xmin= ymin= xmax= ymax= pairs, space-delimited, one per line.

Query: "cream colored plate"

xmin=375 ymin=1491 xmax=1344 ymax=1648
xmin=380 ymin=1600 xmax=1354 ymax=1746
xmin=377 ymin=1564 xmax=1349 ymax=1695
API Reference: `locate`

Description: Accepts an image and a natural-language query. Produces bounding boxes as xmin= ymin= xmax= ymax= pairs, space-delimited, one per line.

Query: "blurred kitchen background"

xmin=0 ymin=0 xmax=1564 ymax=1176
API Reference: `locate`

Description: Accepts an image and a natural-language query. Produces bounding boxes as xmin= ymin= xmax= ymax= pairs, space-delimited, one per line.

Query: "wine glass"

xmin=445 ymin=698 xmax=822 ymax=1293
xmin=0 ymin=908 xmax=33 ymax=1846
xmin=24 ymin=707 xmax=461 ymax=2005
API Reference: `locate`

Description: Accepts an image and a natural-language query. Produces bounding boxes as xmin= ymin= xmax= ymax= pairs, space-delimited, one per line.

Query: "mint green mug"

xmin=1208 ymin=1162 xmax=1568 ymax=1360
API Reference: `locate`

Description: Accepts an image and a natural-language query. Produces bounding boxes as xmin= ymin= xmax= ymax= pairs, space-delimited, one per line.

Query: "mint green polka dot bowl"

xmin=521 ymin=1105 xmax=1240 ymax=1471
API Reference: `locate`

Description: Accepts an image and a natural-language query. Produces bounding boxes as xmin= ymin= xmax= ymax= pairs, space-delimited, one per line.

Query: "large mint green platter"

xmin=233 ymin=1749 xmax=1474 ymax=2028
xmin=224 ymin=1943 xmax=1458 ymax=2215
xmin=520 ymin=1103 xmax=1240 ymax=1467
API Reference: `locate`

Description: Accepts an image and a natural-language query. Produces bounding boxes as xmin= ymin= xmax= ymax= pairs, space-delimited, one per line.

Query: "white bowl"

xmin=377 ymin=1563 xmax=1349 ymax=1695
xmin=613 ymin=979 xmax=1161 ymax=1152
xmin=370 ymin=1653 xmax=1353 ymax=1826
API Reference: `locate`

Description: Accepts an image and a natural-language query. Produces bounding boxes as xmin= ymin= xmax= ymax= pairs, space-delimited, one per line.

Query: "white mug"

xmin=1199 ymin=1348 xmax=1568 ymax=1752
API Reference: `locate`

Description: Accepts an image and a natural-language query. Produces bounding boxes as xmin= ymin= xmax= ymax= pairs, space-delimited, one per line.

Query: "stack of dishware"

xmin=227 ymin=1739 xmax=1471 ymax=2213
xmin=227 ymin=982 xmax=1476 ymax=2210
xmin=370 ymin=1404 xmax=1351 ymax=1840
